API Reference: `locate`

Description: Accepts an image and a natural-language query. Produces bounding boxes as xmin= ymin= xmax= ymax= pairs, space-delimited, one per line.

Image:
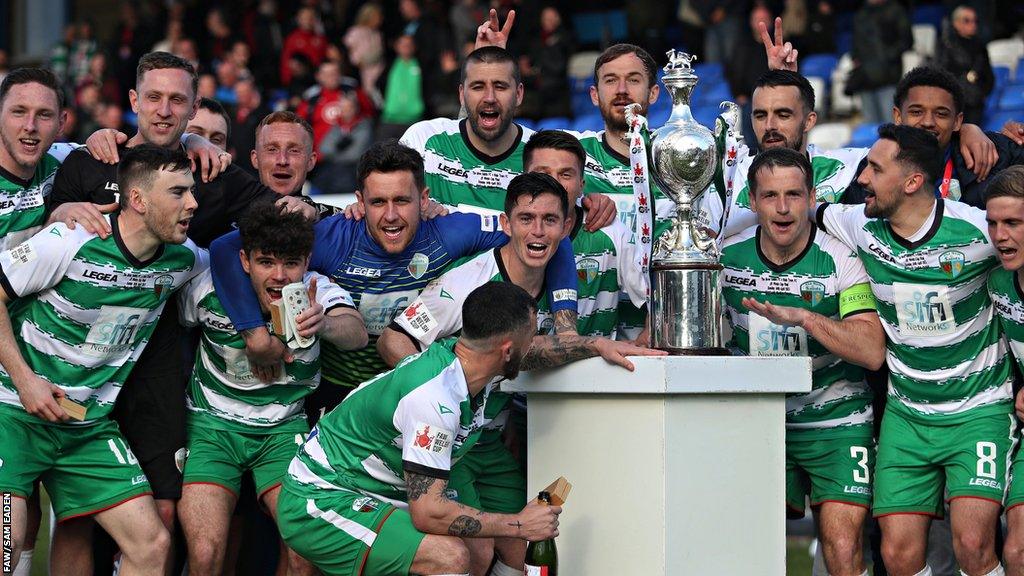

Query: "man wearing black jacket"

xmin=936 ymin=5 xmax=995 ymax=125
xmin=44 ymin=51 xmax=318 ymax=575
xmin=842 ymin=67 xmax=1024 ymax=208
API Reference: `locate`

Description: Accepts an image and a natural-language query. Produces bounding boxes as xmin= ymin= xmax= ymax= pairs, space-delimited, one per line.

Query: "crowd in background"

xmin=3 ymin=0 xmax=1019 ymax=191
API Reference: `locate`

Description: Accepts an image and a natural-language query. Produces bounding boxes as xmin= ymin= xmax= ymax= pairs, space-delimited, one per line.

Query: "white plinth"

xmin=503 ymin=355 xmax=811 ymax=576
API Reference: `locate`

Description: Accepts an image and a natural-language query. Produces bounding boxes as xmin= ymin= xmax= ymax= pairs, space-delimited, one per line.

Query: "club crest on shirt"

xmin=800 ymin=281 xmax=825 ymax=307
xmin=153 ymin=274 xmax=174 ymax=298
xmin=939 ymin=250 xmax=965 ymax=279
xmin=408 ymin=253 xmax=430 ymax=279
xmin=576 ymin=258 xmax=599 ymax=284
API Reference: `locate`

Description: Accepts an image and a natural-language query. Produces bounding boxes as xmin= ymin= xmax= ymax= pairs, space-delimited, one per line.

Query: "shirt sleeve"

xmin=176 ymin=271 xmax=209 ymax=328
xmin=391 ymin=275 xmax=469 ymax=349
xmin=307 ymin=272 xmax=355 ymax=312
xmin=816 ymin=203 xmax=866 ymax=252
xmin=0 ymin=223 xmax=84 ymax=299
xmin=394 ymin=380 xmax=460 ymax=478
xmin=545 ymin=236 xmax=579 ymax=313
xmin=47 ymin=150 xmax=95 ymax=210
xmin=209 ymin=230 xmax=264 ymax=331
xmin=832 ymin=242 xmax=877 ymax=319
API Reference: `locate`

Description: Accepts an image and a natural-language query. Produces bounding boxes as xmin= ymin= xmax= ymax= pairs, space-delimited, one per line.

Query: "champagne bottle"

xmin=524 ymin=491 xmax=558 ymax=576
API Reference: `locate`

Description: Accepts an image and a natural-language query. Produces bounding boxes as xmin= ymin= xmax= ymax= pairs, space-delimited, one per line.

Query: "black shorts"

xmin=112 ymin=303 xmax=188 ymax=500
xmin=304 ymin=383 xmax=355 ymax=427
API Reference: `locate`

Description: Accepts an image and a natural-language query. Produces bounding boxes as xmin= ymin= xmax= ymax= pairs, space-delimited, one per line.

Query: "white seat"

xmin=830 ymin=53 xmax=860 ymax=116
xmin=988 ymin=38 xmax=1024 ymax=75
xmin=808 ymin=122 xmax=852 ymax=149
xmin=568 ymin=51 xmax=601 ymax=80
xmin=807 ymin=75 xmax=827 ymax=118
xmin=903 ymin=50 xmax=925 ymax=75
xmin=912 ymin=24 xmax=937 ymax=57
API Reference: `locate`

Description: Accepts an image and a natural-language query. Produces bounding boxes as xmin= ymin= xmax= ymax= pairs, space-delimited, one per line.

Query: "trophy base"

xmin=650 ymin=262 xmax=724 ymax=353
xmin=655 ymin=345 xmax=732 ymax=356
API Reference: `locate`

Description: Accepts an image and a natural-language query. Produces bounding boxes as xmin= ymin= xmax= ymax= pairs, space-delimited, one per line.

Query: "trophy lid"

xmin=662 ymin=49 xmax=698 ymax=87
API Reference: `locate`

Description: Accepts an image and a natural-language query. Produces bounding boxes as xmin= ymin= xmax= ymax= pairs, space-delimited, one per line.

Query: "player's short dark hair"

xmin=755 ymin=70 xmax=816 ymax=113
xmin=895 ymin=67 xmax=964 ymax=115
xmin=239 ymin=201 xmax=315 ymax=261
xmin=462 ymin=281 xmax=538 ymax=342
xmin=985 ymin=165 xmax=1024 ymax=203
xmin=137 ymin=51 xmax=199 ymax=99
xmin=523 ymin=130 xmax=586 ymax=175
xmin=0 ymin=67 xmax=65 ymax=109
xmin=461 ymin=46 xmax=520 ymax=85
xmin=356 ymin=139 xmax=426 ymax=190
xmin=593 ymin=44 xmax=659 ymax=89
xmin=748 ymin=147 xmax=814 ymax=198
xmin=256 ymin=110 xmax=314 ymax=150
xmin=198 ymin=97 xmax=231 ymax=140
xmin=504 ymin=172 xmax=569 ymax=218
xmin=117 ymin=144 xmax=192 ymax=209
xmin=876 ymin=123 xmax=943 ymax=183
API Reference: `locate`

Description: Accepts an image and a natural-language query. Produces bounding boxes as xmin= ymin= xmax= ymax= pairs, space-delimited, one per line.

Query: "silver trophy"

xmin=648 ymin=50 xmax=736 ymax=355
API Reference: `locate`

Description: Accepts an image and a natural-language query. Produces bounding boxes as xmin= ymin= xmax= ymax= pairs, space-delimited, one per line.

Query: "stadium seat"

xmin=836 ymin=31 xmax=854 ymax=56
xmin=537 ymin=117 xmax=572 ymax=131
xmin=801 ymin=54 xmax=839 ymax=79
xmin=911 ymin=4 xmax=946 ymax=29
xmin=696 ymin=83 xmax=732 ymax=106
xmin=830 ymin=53 xmax=860 ymax=116
xmin=999 ymin=86 xmax=1024 ymax=111
xmin=1018 ymin=57 xmax=1024 ymax=82
xmin=517 ymin=119 xmax=537 ymax=132
xmin=848 ymin=123 xmax=880 ymax=148
xmin=573 ymin=114 xmax=604 ymax=133
xmin=568 ymin=51 xmax=601 ymax=81
xmin=808 ymin=122 xmax=852 ymax=149
xmin=572 ymin=91 xmax=594 ymax=118
xmin=903 ymin=51 xmax=925 ymax=76
xmin=694 ymin=62 xmax=724 ymax=82
xmin=985 ymin=111 xmax=1019 ymax=133
xmin=912 ymin=24 xmax=937 ymax=58
xmin=995 ymin=66 xmax=1012 ymax=90
xmin=989 ymin=38 xmax=1024 ymax=76
xmin=807 ymin=76 xmax=828 ymax=118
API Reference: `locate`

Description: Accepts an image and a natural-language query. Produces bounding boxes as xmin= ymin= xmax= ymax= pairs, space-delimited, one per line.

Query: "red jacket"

xmin=280 ymin=29 xmax=327 ymax=85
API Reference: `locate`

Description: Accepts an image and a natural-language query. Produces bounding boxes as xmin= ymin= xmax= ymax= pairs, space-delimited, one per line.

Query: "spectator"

xmin=400 ymin=0 xmax=445 ymax=111
xmin=726 ymin=4 xmax=773 ymax=147
xmin=246 ymin=0 xmax=284 ymax=90
xmin=801 ymin=1 xmax=836 ymax=55
xmin=73 ymin=83 xmax=104 ymax=142
xmin=197 ymin=73 xmax=218 ymax=99
xmin=215 ymin=60 xmax=243 ymax=106
xmin=314 ymin=95 xmax=373 ymax=195
xmin=297 ymin=60 xmax=375 ymax=150
xmin=203 ymin=7 xmax=237 ymax=67
xmin=50 ymin=24 xmax=77 ymax=85
xmin=227 ymin=40 xmax=253 ymax=78
xmin=935 ymin=5 xmax=994 ymax=125
xmin=285 ymin=53 xmax=317 ymax=109
xmin=76 ymin=52 xmax=121 ymax=108
xmin=280 ymin=7 xmax=328 ymax=85
xmin=450 ymin=0 xmax=486 ymax=47
xmin=522 ymin=6 xmax=574 ymax=119
xmin=231 ymin=79 xmax=271 ymax=175
xmin=68 ymin=21 xmax=99 ymax=88
xmin=153 ymin=19 xmax=185 ymax=54
xmin=343 ymin=3 xmax=386 ymax=99
xmin=850 ymin=0 xmax=912 ymax=123
xmin=111 ymin=2 xmax=154 ymax=108
xmin=173 ymin=37 xmax=202 ymax=74
xmin=186 ymin=97 xmax=232 ymax=150
xmin=96 ymin=102 xmax=124 ymax=131
xmin=379 ymin=34 xmax=425 ymax=140
xmin=692 ymin=0 xmax=749 ymax=63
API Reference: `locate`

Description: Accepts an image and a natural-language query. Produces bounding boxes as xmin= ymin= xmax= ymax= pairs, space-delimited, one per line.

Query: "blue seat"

xmin=572 ymin=91 xmax=594 ymax=118
xmin=606 ymin=10 xmax=628 ymax=42
xmin=985 ymin=110 xmax=1020 ymax=133
xmin=848 ymin=123 xmax=880 ymax=148
xmin=572 ymin=13 xmax=605 ymax=45
xmin=696 ymin=84 xmax=733 ymax=107
xmin=517 ymin=119 xmax=537 ymax=132
xmin=999 ymin=86 xmax=1024 ymax=111
xmin=995 ymin=66 xmax=1012 ymax=90
xmin=912 ymin=4 xmax=946 ymax=28
xmin=573 ymin=114 xmax=604 ymax=133
xmin=694 ymin=62 xmax=724 ymax=82
xmin=536 ymin=117 xmax=573 ymax=131
xmin=801 ymin=54 xmax=839 ymax=79
xmin=1018 ymin=57 xmax=1024 ymax=82
xmin=836 ymin=31 xmax=854 ymax=56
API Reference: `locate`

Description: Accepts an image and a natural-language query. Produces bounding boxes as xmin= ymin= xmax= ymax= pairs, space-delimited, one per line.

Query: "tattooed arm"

xmin=404 ymin=471 xmax=559 ymax=540
xmin=552 ymin=309 xmax=578 ymax=335
xmin=521 ymin=333 xmax=667 ymax=371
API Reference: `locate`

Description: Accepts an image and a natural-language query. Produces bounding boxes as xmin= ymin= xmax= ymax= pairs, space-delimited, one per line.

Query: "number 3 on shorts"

xmin=976 ymin=441 xmax=997 ymax=479
xmin=850 ymin=446 xmax=870 ymax=484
